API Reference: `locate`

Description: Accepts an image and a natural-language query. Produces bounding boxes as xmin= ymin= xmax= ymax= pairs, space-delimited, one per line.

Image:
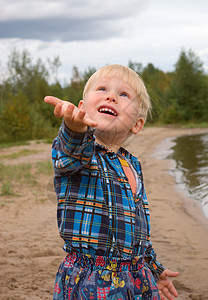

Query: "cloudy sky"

xmin=1 ymin=0 xmax=208 ymax=83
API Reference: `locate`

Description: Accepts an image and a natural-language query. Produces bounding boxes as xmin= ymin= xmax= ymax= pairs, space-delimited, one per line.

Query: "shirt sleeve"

xmin=52 ymin=121 xmax=95 ymax=175
xmin=142 ymin=188 xmax=165 ymax=281
xmin=144 ymin=240 xmax=165 ymax=281
xmin=135 ymin=158 xmax=165 ymax=281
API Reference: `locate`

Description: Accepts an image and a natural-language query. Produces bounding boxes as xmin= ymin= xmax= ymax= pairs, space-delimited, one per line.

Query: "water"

xmin=168 ymin=133 xmax=208 ymax=218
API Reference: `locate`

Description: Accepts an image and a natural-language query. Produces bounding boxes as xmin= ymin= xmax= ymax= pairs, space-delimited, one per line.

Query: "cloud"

xmin=1 ymin=0 xmax=208 ymax=82
xmin=0 ymin=0 xmax=149 ymax=41
xmin=0 ymin=18 xmax=122 ymax=41
xmin=1 ymin=0 xmax=148 ymax=21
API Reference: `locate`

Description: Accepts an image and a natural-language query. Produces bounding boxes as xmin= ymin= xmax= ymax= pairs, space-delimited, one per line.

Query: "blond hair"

xmin=83 ymin=64 xmax=151 ymax=122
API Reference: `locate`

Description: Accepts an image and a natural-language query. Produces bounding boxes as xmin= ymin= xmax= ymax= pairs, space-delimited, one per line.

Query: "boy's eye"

xmin=120 ymin=92 xmax=128 ymax=97
xmin=98 ymin=87 xmax=106 ymax=91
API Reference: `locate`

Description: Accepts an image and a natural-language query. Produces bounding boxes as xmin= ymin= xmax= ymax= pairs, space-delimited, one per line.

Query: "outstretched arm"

xmin=44 ymin=96 xmax=98 ymax=174
xmin=44 ymin=96 xmax=97 ymax=133
xmin=157 ymin=269 xmax=179 ymax=300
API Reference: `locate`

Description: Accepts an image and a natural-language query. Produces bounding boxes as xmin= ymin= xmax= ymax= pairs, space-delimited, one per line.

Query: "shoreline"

xmin=153 ymin=133 xmax=208 ymax=220
xmin=127 ymin=126 xmax=208 ymax=299
xmin=127 ymin=126 xmax=208 ymax=224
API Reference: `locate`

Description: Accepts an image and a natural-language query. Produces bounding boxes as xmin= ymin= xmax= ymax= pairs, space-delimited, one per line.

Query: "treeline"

xmin=0 ymin=49 xmax=208 ymax=143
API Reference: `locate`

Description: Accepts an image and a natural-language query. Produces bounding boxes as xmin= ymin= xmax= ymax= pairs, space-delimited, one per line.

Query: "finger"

xmin=168 ymin=282 xmax=178 ymax=297
xmin=75 ymin=109 xmax=86 ymax=122
xmin=84 ymin=118 xmax=98 ymax=128
xmin=44 ymin=96 xmax=63 ymax=107
xmin=75 ymin=111 xmax=98 ymax=129
xmin=159 ymin=290 xmax=166 ymax=300
xmin=161 ymin=287 xmax=174 ymax=300
xmin=83 ymin=112 xmax=98 ymax=128
xmin=165 ymin=270 xmax=179 ymax=278
xmin=65 ymin=104 xmax=75 ymax=121
xmin=54 ymin=103 xmax=63 ymax=118
xmin=75 ymin=109 xmax=98 ymax=128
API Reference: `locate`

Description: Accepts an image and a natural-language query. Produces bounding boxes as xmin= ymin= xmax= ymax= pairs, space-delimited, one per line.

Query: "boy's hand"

xmin=157 ymin=269 xmax=179 ymax=300
xmin=44 ymin=96 xmax=97 ymax=133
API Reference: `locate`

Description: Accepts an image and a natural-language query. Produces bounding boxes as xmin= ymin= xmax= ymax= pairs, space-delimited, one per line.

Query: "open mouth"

xmin=98 ymin=105 xmax=118 ymax=117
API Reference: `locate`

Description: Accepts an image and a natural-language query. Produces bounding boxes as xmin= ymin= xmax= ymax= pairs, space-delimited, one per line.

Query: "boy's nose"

xmin=105 ymin=95 xmax=117 ymax=103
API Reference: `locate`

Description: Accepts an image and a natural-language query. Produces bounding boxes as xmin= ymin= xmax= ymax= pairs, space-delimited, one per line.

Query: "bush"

xmin=0 ymin=92 xmax=32 ymax=142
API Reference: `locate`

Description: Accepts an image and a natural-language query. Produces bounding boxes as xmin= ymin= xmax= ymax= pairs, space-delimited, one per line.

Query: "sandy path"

xmin=0 ymin=128 xmax=208 ymax=299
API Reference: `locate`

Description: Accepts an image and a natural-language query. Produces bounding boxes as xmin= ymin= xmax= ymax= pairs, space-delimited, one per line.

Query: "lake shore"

xmin=0 ymin=126 xmax=208 ymax=299
xmin=127 ymin=126 xmax=208 ymax=300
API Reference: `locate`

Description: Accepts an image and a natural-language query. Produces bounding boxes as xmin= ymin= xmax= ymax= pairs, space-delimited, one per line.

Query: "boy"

xmin=45 ymin=64 xmax=179 ymax=299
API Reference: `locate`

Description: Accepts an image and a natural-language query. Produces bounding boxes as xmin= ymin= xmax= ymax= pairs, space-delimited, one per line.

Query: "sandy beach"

xmin=0 ymin=126 xmax=208 ymax=299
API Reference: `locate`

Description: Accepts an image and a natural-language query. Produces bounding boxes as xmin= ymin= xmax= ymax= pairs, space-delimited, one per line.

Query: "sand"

xmin=0 ymin=127 xmax=208 ymax=299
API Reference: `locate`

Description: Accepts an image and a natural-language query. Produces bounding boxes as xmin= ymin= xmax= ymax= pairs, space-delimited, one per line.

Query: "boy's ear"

xmin=131 ymin=118 xmax=144 ymax=134
xmin=78 ymin=100 xmax=84 ymax=110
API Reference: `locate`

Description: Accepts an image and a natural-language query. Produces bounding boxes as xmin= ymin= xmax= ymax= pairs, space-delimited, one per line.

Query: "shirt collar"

xmin=95 ymin=142 xmax=131 ymax=159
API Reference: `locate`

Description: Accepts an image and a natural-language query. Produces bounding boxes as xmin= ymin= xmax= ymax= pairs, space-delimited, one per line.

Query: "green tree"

xmin=141 ymin=63 xmax=172 ymax=122
xmin=128 ymin=61 xmax=143 ymax=75
xmin=62 ymin=66 xmax=97 ymax=106
xmin=6 ymin=49 xmax=49 ymax=101
xmin=0 ymin=49 xmax=64 ymax=142
xmin=4 ymin=49 xmax=63 ymax=104
xmin=163 ymin=49 xmax=208 ymax=123
xmin=47 ymin=56 xmax=61 ymax=83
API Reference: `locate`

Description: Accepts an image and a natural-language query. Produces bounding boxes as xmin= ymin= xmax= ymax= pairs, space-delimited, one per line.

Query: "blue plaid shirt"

xmin=52 ymin=122 xmax=165 ymax=278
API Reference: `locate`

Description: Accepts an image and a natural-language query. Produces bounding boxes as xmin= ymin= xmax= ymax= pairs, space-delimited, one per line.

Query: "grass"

xmin=0 ymin=163 xmax=37 ymax=188
xmin=36 ymin=160 xmax=53 ymax=176
xmin=0 ymin=138 xmax=54 ymax=149
xmin=1 ymin=149 xmax=41 ymax=160
xmin=36 ymin=138 xmax=54 ymax=144
xmin=1 ymin=182 xmax=14 ymax=196
xmin=0 ymin=141 xmax=30 ymax=149
xmin=0 ymin=160 xmax=53 ymax=183
xmin=0 ymin=160 xmax=53 ymax=206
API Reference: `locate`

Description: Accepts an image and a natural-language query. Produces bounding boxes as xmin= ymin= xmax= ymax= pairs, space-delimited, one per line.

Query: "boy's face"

xmin=79 ymin=76 xmax=144 ymax=141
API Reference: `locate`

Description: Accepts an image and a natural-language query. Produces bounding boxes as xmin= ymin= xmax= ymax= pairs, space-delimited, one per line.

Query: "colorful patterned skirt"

xmin=53 ymin=252 xmax=160 ymax=300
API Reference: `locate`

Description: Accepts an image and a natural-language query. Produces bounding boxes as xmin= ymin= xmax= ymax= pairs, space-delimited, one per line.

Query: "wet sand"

xmin=0 ymin=127 xmax=208 ymax=299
